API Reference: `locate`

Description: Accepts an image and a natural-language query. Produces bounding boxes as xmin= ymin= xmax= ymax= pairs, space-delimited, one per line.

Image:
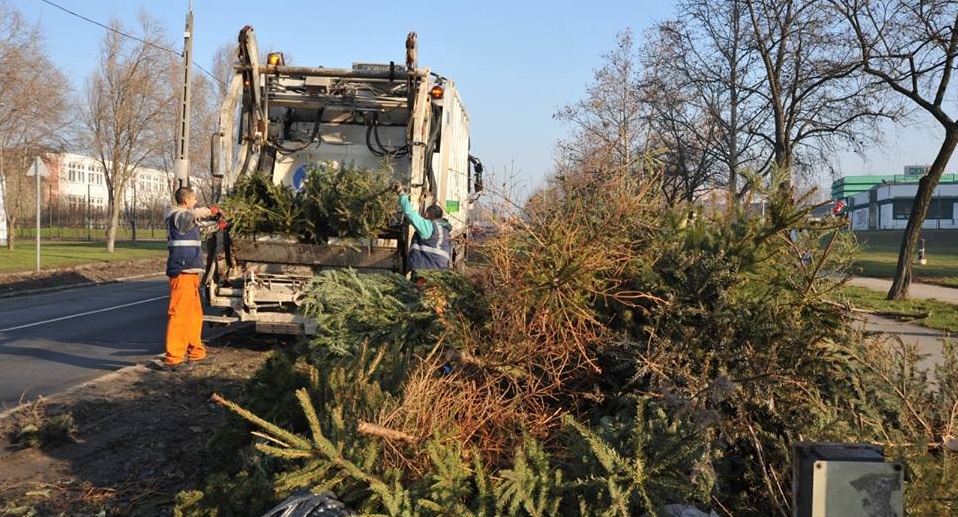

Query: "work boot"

xmin=147 ymin=359 xmax=193 ymax=372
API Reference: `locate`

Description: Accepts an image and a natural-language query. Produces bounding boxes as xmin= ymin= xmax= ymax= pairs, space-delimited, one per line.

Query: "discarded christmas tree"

xmin=185 ymin=167 xmax=958 ymax=517
xmin=219 ymin=162 xmax=396 ymax=243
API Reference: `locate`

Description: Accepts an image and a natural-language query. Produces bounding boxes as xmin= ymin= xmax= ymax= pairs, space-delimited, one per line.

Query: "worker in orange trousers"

xmin=161 ymin=186 xmax=221 ymax=369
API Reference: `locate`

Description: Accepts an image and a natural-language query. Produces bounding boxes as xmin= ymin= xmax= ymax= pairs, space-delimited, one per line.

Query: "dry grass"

xmin=361 ymin=173 xmax=664 ymax=471
xmin=5 ymin=396 xmax=77 ymax=449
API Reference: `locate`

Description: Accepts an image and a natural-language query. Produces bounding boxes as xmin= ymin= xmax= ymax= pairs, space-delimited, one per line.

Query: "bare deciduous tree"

xmin=642 ymin=22 xmax=728 ymax=202
xmin=0 ymin=1 xmax=70 ymax=250
xmin=665 ymin=0 xmax=772 ymax=197
xmin=82 ymin=13 xmax=176 ymax=253
xmin=833 ymin=0 xmax=958 ymax=300
xmin=554 ymin=30 xmax=649 ymax=179
xmin=211 ymin=43 xmax=236 ymax=100
xmin=745 ymin=0 xmax=893 ymax=184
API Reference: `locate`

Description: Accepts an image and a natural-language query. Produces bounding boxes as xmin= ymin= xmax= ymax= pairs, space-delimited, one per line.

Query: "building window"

xmin=892 ymin=200 xmax=911 ymax=220
xmin=892 ymin=198 xmax=955 ymax=220
xmin=67 ymin=162 xmax=86 ymax=183
xmin=930 ymin=198 xmax=955 ymax=220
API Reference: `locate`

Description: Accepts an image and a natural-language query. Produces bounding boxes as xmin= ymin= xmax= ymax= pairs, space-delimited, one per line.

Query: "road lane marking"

xmin=0 ymin=296 xmax=168 ymax=333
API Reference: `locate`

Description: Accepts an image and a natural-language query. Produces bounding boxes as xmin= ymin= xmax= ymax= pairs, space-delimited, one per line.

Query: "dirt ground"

xmin=0 ymin=260 xmax=279 ymax=516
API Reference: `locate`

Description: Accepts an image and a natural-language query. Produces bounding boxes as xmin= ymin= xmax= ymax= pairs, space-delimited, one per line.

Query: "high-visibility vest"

xmin=166 ymin=209 xmax=204 ymax=277
xmin=408 ymin=220 xmax=451 ymax=271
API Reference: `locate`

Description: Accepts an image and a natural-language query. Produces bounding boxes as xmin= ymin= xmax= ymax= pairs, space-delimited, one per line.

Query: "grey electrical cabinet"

xmin=793 ymin=442 xmax=904 ymax=517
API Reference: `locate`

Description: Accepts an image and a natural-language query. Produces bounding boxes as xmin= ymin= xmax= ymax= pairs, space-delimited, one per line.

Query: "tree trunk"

xmin=106 ymin=202 xmax=120 ymax=253
xmin=728 ymin=99 xmax=739 ymax=197
xmin=5 ymin=217 xmax=13 ymax=250
xmin=887 ymin=127 xmax=958 ymax=300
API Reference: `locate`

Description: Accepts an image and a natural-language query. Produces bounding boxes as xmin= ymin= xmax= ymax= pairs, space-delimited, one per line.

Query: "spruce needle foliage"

xmin=561 ymin=401 xmax=714 ymax=517
xmin=219 ymin=170 xmax=306 ymax=238
xmin=495 ymin=437 xmax=563 ymax=517
xmin=219 ymin=162 xmax=397 ymax=243
xmin=184 ymin=163 xmax=958 ymax=516
xmin=298 ymin=269 xmax=443 ymax=360
xmin=300 ymin=161 xmax=395 ymax=239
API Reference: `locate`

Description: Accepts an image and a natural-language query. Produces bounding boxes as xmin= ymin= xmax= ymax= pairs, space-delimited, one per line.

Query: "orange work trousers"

xmin=165 ymin=273 xmax=206 ymax=365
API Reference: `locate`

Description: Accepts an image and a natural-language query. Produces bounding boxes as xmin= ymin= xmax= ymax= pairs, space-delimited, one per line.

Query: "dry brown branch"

xmin=357 ymin=421 xmax=420 ymax=444
xmin=823 ymin=299 xmax=930 ymax=320
xmin=746 ymin=420 xmax=790 ymax=517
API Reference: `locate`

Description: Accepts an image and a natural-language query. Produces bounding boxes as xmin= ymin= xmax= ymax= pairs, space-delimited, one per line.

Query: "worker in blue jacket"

xmin=391 ymin=182 xmax=452 ymax=274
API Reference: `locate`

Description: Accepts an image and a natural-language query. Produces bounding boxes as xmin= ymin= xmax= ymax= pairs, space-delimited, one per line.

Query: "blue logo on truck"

xmin=292 ymin=164 xmax=307 ymax=191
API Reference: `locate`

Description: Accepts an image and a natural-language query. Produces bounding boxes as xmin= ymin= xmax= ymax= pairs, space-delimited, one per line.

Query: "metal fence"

xmin=14 ymin=204 xmax=168 ymax=240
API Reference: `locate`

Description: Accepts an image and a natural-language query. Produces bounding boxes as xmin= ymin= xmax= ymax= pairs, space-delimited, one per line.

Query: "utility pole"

xmin=132 ymin=173 xmax=137 ymax=242
xmin=34 ymin=157 xmax=40 ymax=272
xmin=173 ymin=1 xmax=194 ymax=191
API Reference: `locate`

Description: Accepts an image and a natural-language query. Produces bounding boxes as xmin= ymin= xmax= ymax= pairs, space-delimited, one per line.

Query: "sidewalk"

xmin=845 ymin=276 xmax=956 ymax=378
xmin=844 ymin=277 xmax=958 ymax=304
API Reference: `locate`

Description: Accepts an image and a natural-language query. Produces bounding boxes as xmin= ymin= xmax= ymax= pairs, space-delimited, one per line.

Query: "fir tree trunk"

xmin=887 ymin=127 xmax=958 ymax=300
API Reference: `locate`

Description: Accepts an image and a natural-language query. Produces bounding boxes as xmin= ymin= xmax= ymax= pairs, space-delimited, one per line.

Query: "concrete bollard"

xmin=918 ymin=238 xmax=927 ymax=265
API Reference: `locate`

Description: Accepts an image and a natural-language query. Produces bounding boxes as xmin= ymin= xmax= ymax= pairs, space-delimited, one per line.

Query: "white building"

xmin=43 ymin=152 xmax=172 ymax=213
xmin=848 ymin=181 xmax=958 ymax=231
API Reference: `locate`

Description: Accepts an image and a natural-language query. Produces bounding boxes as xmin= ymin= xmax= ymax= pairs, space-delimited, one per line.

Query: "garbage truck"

xmin=203 ymin=27 xmax=483 ymax=334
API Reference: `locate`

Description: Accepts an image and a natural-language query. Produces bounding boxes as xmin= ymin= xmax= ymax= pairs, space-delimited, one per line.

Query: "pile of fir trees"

xmin=177 ymin=168 xmax=958 ymax=517
xmin=219 ymin=162 xmax=396 ymax=243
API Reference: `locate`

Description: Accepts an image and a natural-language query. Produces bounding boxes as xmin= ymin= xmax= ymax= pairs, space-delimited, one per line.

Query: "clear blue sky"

xmin=15 ymin=0 xmax=952 ymax=193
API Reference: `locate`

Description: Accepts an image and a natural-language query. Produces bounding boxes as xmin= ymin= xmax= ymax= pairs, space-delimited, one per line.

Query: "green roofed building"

xmin=831 ymin=166 xmax=958 ymax=200
xmin=832 ymin=166 xmax=958 ymax=230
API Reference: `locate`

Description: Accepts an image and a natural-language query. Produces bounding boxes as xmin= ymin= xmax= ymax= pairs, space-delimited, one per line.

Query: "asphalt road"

xmin=0 ymin=277 xmax=170 ymax=408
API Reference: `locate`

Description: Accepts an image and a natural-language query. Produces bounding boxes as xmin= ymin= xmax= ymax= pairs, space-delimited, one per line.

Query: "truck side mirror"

xmin=210 ymin=132 xmax=223 ymax=178
xmin=469 ymin=155 xmax=484 ymax=193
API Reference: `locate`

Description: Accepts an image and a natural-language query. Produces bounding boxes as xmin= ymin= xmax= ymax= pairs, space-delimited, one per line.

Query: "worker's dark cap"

xmin=425 ymin=204 xmax=443 ymax=219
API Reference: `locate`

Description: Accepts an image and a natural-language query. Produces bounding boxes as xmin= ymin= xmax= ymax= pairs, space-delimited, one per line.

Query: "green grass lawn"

xmin=16 ymin=226 xmax=166 ymax=240
xmin=840 ymin=286 xmax=958 ymax=334
xmin=849 ymin=230 xmax=958 ymax=288
xmin=0 ymin=240 xmax=167 ymax=274
xmin=842 ymin=230 xmax=958 ymax=333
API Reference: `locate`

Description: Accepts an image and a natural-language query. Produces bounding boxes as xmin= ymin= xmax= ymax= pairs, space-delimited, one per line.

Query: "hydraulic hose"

xmin=366 ymin=112 xmax=409 ymax=157
xmin=423 ymin=105 xmax=442 ymax=195
xmin=271 ymin=108 xmax=324 ymax=155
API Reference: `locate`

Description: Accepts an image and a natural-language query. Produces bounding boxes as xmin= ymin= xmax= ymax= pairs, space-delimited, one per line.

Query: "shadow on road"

xmin=0 ymin=344 xmax=135 ymax=371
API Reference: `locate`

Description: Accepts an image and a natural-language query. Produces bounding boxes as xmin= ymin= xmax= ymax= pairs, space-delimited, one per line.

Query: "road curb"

xmin=0 ymin=271 xmax=166 ymax=299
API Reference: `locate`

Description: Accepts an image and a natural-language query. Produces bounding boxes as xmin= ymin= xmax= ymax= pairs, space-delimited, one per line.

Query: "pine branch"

xmin=211 ymin=393 xmax=311 ymax=449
